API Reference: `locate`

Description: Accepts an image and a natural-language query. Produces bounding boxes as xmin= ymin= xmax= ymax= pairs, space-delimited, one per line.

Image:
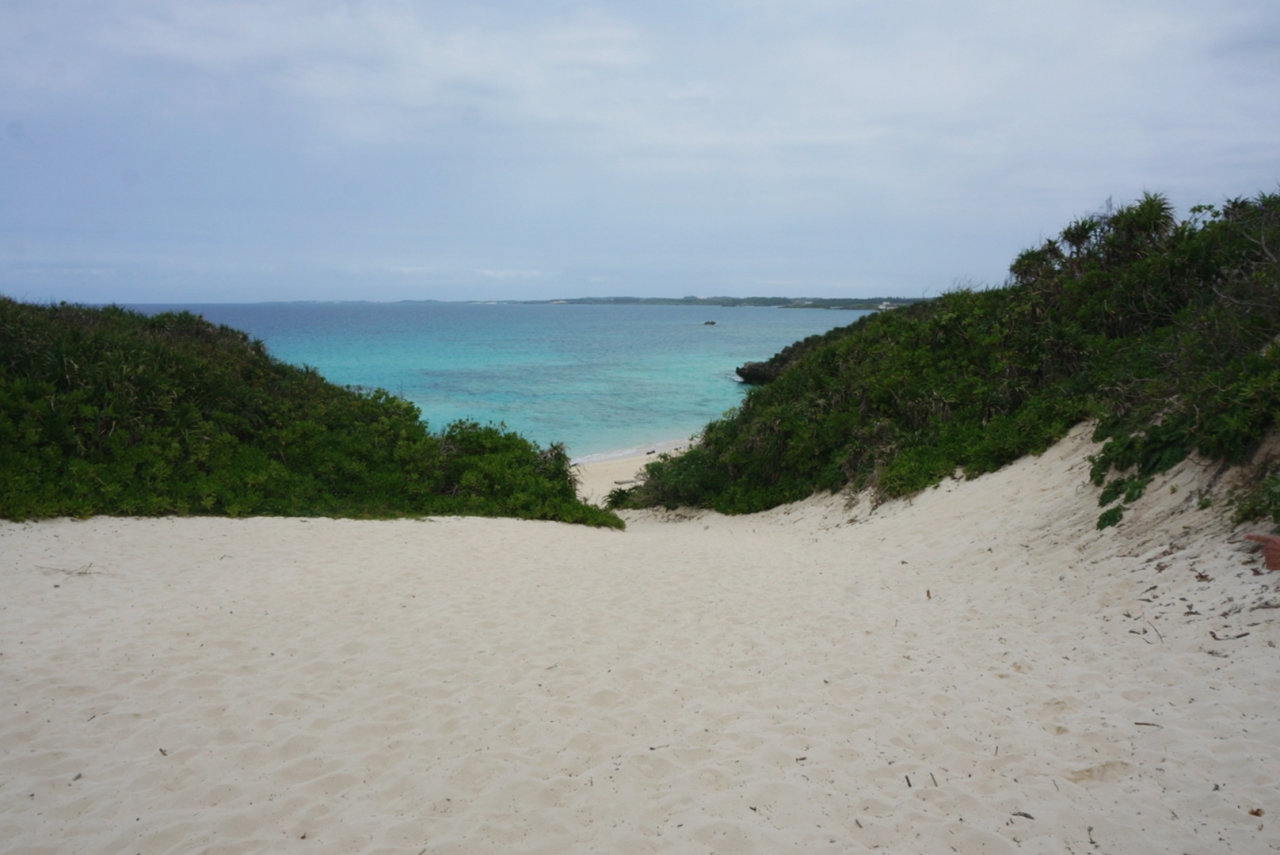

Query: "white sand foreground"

xmin=4 ymin=424 xmax=1280 ymax=854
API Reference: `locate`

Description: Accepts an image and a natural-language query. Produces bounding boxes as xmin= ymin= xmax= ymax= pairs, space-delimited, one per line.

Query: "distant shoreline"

xmin=117 ymin=297 xmax=923 ymax=310
xmin=509 ymin=296 xmax=920 ymax=310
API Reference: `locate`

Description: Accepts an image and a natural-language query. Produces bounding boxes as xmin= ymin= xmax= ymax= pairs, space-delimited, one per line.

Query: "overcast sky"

xmin=1 ymin=0 xmax=1277 ymax=303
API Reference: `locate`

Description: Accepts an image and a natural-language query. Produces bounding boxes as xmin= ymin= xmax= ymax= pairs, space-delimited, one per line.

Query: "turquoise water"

xmin=134 ymin=302 xmax=865 ymax=458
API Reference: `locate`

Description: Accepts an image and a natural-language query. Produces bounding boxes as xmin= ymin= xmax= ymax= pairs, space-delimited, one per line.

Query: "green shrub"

xmin=1097 ymin=506 xmax=1125 ymax=530
xmin=0 ymin=299 xmax=623 ymax=528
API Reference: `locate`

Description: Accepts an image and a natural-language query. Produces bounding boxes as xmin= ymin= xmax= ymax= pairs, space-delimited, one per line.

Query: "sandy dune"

xmin=3 ymin=424 xmax=1280 ymax=854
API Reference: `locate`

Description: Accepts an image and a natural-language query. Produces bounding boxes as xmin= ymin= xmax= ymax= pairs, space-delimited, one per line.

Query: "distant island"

xmin=513 ymin=296 xmax=924 ymax=310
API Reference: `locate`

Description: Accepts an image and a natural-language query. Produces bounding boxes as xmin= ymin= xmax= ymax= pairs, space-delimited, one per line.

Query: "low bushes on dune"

xmin=0 ymin=300 xmax=623 ymax=528
xmin=614 ymin=192 xmax=1280 ymax=528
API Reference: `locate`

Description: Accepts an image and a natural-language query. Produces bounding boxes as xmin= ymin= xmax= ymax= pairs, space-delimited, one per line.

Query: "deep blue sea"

xmin=132 ymin=302 xmax=865 ymax=459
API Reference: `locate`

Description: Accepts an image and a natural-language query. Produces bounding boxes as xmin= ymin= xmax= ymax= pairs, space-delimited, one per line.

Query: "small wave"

xmin=571 ymin=439 xmax=689 ymax=465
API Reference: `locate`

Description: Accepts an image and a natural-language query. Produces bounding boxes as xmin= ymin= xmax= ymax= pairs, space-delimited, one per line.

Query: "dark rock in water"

xmin=703 ymin=321 xmax=716 ymax=325
xmin=736 ymin=326 xmax=853 ymax=385
xmin=735 ymin=361 xmax=774 ymax=385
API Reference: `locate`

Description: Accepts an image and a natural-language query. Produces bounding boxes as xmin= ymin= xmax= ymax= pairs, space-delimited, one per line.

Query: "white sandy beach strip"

xmin=571 ymin=440 xmax=686 ymax=507
xmin=3 ymin=424 xmax=1280 ymax=854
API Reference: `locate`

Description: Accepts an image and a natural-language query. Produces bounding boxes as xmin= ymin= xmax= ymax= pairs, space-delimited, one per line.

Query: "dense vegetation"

xmin=0 ymin=300 xmax=623 ymax=527
xmin=614 ymin=192 xmax=1280 ymax=528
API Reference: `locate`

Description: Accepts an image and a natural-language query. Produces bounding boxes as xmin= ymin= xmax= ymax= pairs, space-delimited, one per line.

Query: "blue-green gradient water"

xmin=134 ymin=302 xmax=865 ymax=458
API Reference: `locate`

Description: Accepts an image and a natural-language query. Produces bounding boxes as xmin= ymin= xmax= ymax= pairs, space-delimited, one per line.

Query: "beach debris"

xmin=1012 ymin=811 xmax=1035 ymax=820
xmin=159 ymin=748 xmax=168 ymax=756
xmin=905 ymin=775 xmax=911 ymax=787
xmin=37 ymin=563 xmax=93 ymax=576
xmin=1134 ymin=722 xmax=1163 ymax=728
xmin=1209 ymin=630 xmax=1249 ymax=641
xmin=1250 ymin=808 xmax=1265 ymax=817
xmin=1245 ymin=533 xmax=1280 ymax=570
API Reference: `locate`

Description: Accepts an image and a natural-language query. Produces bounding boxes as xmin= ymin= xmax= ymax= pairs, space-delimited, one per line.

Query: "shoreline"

xmin=573 ymin=439 xmax=689 ymax=506
xmin=570 ymin=437 xmax=689 ymax=466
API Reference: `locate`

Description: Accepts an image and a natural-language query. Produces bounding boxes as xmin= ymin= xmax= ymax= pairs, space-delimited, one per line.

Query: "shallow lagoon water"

xmin=134 ymin=302 xmax=865 ymax=458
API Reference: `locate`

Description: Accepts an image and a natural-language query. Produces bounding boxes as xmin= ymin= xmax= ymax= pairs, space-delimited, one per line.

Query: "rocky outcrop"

xmin=736 ymin=318 xmax=874 ymax=385
xmin=735 ymin=361 xmax=775 ymax=385
xmin=735 ymin=334 xmax=827 ymax=384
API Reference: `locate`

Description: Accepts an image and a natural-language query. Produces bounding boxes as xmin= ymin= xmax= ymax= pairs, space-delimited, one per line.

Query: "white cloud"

xmin=1 ymin=2 xmax=647 ymax=139
xmin=6 ymin=2 xmax=1262 ymax=152
xmin=1 ymin=1 xmax=1277 ymax=301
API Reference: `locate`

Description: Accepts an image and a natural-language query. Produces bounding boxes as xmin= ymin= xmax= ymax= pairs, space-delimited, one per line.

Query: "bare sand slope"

xmin=3 ymin=425 xmax=1280 ymax=854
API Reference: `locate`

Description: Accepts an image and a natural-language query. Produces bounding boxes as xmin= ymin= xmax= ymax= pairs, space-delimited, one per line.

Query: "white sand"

xmin=4 ymin=424 xmax=1280 ymax=854
xmin=572 ymin=441 xmax=686 ymax=507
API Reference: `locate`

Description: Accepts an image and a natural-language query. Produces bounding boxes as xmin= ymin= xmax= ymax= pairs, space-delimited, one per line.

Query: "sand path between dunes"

xmin=3 ymin=424 xmax=1280 ymax=854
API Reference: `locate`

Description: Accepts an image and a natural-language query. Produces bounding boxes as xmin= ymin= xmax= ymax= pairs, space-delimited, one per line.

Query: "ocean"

xmin=132 ymin=302 xmax=866 ymax=459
